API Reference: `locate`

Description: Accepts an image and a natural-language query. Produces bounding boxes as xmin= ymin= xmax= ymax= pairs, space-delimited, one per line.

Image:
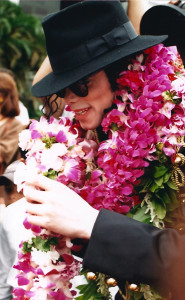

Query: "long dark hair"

xmin=0 ymin=72 xmax=20 ymax=117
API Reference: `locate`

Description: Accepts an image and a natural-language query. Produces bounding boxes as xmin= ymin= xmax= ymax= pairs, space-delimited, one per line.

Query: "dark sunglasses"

xmin=56 ymin=77 xmax=90 ymax=98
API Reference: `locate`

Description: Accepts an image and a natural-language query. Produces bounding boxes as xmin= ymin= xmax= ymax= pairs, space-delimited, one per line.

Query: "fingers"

xmin=25 ymin=173 xmax=65 ymax=193
xmin=27 ymin=214 xmax=48 ymax=228
xmin=24 ymin=184 xmax=47 ymax=204
xmin=26 ymin=202 xmax=52 ymax=230
xmin=25 ymin=174 xmax=51 ymax=190
xmin=26 ymin=203 xmax=46 ymax=216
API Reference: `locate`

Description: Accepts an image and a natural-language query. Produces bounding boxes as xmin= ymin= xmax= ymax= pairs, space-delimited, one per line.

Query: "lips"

xmin=73 ymin=107 xmax=91 ymax=120
xmin=75 ymin=108 xmax=90 ymax=115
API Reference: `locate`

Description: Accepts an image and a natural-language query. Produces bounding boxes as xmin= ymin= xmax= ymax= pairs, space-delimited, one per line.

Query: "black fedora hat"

xmin=32 ymin=1 xmax=167 ymax=97
xmin=140 ymin=4 xmax=185 ymax=63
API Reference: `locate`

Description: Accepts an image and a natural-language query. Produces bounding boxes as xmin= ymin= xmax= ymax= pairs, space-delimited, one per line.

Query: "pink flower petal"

xmin=62 ymin=254 xmax=74 ymax=265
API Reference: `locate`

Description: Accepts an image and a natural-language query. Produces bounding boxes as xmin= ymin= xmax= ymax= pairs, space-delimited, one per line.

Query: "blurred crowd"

xmin=0 ymin=69 xmax=29 ymax=220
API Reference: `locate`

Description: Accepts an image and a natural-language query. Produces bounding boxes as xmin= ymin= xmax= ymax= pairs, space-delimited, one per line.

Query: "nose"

xmin=63 ymin=88 xmax=78 ymax=104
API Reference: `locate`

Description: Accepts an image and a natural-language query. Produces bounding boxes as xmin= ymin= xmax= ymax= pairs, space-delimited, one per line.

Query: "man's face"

xmin=63 ymin=71 xmax=115 ymax=130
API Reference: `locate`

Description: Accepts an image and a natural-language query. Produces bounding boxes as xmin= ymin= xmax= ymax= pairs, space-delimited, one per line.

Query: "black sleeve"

xmin=83 ymin=209 xmax=185 ymax=298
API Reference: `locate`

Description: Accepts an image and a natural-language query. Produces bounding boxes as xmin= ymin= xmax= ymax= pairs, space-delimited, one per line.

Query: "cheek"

xmin=101 ymin=92 xmax=115 ymax=111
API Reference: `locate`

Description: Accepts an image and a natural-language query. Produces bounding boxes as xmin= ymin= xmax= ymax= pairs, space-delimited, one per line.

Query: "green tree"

xmin=0 ymin=0 xmax=46 ymax=118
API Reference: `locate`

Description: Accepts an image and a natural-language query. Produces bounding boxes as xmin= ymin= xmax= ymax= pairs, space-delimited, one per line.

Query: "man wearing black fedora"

xmin=21 ymin=1 xmax=185 ymax=299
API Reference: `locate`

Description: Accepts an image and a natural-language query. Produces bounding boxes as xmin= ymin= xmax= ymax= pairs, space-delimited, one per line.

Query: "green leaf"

xmin=42 ymin=135 xmax=56 ymax=148
xmin=153 ymin=165 xmax=169 ymax=178
xmin=163 ymin=172 xmax=171 ymax=183
xmin=68 ymin=145 xmax=75 ymax=151
xmin=136 ymin=176 xmax=152 ymax=193
xmin=76 ymin=281 xmax=103 ymax=300
xmin=33 ymin=236 xmax=50 ymax=252
xmin=32 ymin=236 xmax=59 ymax=252
xmin=152 ymin=201 xmax=166 ymax=219
xmin=154 ymin=177 xmax=163 ymax=187
xmin=0 ymin=18 xmax=11 ymax=37
xmin=22 ymin=241 xmax=32 ymax=254
xmin=48 ymin=236 xmax=59 ymax=246
xmin=76 ymin=271 xmax=107 ymax=300
xmin=129 ymin=205 xmax=151 ymax=223
xmin=167 ymin=188 xmax=177 ymax=202
xmin=128 ymin=290 xmax=144 ymax=300
xmin=111 ymin=122 xmax=118 ymax=131
xmin=43 ymin=169 xmax=58 ymax=180
xmin=149 ymin=182 xmax=159 ymax=193
xmin=76 ymin=284 xmax=87 ymax=291
xmin=167 ymin=180 xmax=178 ymax=190
xmin=86 ymin=172 xmax=91 ymax=180
xmin=166 ymin=189 xmax=179 ymax=211
xmin=158 ymin=190 xmax=171 ymax=204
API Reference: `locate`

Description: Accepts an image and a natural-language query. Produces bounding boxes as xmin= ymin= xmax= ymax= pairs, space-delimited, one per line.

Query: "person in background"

xmin=126 ymin=0 xmax=185 ymax=36
xmin=0 ymin=160 xmax=24 ymax=228
xmin=0 ymin=69 xmax=29 ymax=129
xmin=127 ymin=0 xmax=151 ymax=34
xmin=0 ymin=72 xmax=23 ymax=206
xmin=0 ymin=161 xmax=24 ymax=210
xmin=140 ymin=2 xmax=185 ymax=64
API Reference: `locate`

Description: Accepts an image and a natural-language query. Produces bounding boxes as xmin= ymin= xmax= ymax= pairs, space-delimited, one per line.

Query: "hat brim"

xmin=32 ymin=35 xmax=167 ymax=97
xmin=140 ymin=4 xmax=185 ymax=62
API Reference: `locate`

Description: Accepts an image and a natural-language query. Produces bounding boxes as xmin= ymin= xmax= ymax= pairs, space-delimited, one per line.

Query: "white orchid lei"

xmin=13 ymin=44 xmax=185 ymax=300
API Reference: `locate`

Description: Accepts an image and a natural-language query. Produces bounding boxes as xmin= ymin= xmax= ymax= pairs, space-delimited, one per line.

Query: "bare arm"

xmin=127 ymin=0 xmax=152 ymax=34
xmin=32 ymin=56 xmax=52 ymax=86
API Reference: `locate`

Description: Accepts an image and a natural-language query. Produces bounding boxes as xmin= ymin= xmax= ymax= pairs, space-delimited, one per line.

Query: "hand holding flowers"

xmin=24 ymin=174 xmax=98 ymax=239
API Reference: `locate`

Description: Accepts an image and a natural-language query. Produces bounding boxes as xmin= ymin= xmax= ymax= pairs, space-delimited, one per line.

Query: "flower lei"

xmin=13 ymin=44 xmax=185 ymax=300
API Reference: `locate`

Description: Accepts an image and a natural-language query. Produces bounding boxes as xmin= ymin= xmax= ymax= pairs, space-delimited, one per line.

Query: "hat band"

xmin=51 ymin=21 xmax=138 ymax=73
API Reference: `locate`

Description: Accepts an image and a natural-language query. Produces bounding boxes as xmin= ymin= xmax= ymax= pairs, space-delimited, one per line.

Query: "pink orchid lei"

xmin=13 ymin=44 xmax=185 ymax=299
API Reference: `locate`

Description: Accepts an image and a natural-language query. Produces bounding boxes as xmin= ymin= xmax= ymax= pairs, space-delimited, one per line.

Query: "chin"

xmin=80 ymin=125 xmax=94 ymax=130
xmin=79 ymin=115 xmax=102 ymax=130
xmin=80 ymin=122 xmax=101 ymax=131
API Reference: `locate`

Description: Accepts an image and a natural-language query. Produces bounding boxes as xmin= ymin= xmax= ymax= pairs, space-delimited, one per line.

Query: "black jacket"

xmin=83 ymin=209 xmax=185 ymax=300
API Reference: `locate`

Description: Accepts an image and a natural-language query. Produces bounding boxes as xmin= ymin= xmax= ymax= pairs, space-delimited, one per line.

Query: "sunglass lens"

xmin=56 ymin=79 xmax=89 ymax=98
xmin=71 ymin=81 xmax=88 ymax=97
